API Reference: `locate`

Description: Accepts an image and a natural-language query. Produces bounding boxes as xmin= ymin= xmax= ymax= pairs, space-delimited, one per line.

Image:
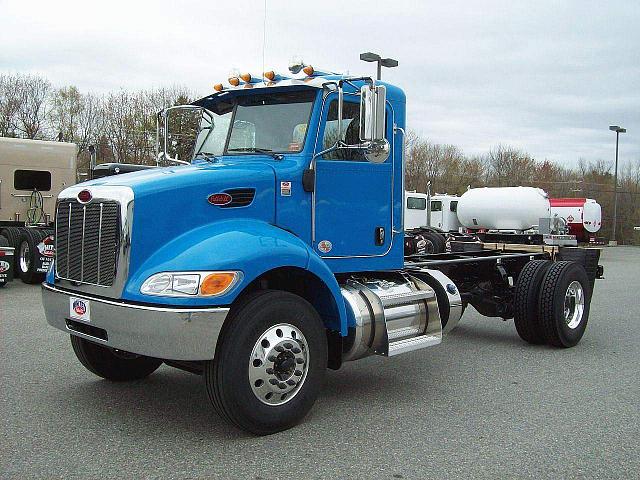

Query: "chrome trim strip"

xmin=66 ymin=202 xmax=71 ymax=278
xmin=97 ymin=203 xmax=103 ymax=284
xmin=80 ymin=204 xmax=86 ymax=281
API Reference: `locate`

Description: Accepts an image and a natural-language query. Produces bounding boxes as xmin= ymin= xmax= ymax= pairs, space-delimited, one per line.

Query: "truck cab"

xmin=42 ymin=63 xmax=601 ymax=435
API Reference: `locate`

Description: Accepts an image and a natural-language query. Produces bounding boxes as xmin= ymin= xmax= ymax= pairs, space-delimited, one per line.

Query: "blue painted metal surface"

xmin=47 ymin=77 xmax=407 ymax=336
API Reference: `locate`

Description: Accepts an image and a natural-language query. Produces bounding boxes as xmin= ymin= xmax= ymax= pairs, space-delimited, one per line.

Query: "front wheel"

xmin=70 ymin=336 xmax=163 ymax=381
xmin=205 ymin=290 xmax=327 ymax=435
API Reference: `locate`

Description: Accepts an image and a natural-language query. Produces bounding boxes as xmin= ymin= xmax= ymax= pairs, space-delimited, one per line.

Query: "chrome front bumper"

xmin=41 ymin=283 xmax=229 ymax=361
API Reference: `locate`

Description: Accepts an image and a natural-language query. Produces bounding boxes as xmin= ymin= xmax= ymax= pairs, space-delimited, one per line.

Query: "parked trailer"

xmin=550 ymin=197 xmax=602 ymax=242
xmin=41 ymin=63 xmax=603 ymax=435
xmin=0 ymin=137 xmax=77 ymax=284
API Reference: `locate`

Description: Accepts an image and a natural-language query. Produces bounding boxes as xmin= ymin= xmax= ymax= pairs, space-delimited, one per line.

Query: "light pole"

xmin=609 ymin=125 xmax=626 ymax=245
xmin=359 ymin=52 xmax=398 ymax=80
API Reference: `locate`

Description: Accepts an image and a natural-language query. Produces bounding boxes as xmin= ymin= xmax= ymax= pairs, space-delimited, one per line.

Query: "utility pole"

xmin=609 ymin=125 xmax=626 ymax=245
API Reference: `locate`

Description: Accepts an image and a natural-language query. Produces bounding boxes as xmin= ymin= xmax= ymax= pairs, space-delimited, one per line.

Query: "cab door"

xmin=313 ymin=96 xmax=393 ymax=258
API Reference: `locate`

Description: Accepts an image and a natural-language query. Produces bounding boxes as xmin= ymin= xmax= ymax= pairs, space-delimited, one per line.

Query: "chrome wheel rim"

xmin=564 ymin=281 xmax=585 ymax=329
xmin=19 ymin=241 xmax=30 ymax=273
xmin=249 ymin=323 xmax=309 ymax=406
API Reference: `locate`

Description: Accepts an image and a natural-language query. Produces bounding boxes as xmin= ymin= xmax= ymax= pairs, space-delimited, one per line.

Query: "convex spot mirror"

xmin=359 ymin=85 xmax=389 ymax=163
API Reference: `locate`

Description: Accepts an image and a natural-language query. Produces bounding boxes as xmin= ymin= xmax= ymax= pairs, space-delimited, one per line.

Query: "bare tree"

xmin=15 ymin=74 xmax=51 ymax=139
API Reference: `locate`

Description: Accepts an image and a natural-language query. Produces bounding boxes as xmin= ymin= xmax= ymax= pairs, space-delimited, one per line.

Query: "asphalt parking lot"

xmin=1 ymin=247 xmax=639 ymax=479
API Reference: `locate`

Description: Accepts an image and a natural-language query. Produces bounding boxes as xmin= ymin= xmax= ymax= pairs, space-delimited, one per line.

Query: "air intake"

xmin=222 ymin=188 xmax=255 ymax=208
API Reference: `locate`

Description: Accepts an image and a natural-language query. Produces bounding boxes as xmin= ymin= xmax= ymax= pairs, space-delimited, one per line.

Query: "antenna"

xmin=262 ymin=0 xmax=267 ymax=77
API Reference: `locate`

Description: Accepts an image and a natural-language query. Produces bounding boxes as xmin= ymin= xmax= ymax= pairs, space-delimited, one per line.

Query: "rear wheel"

xmin=424 ymin=232 xmax=445 ymax=254
xmin=0 ymin=227 xmax=22 ymax=277
xmin=205 ymin=290 xmax=327 ymax=435
xmin=17 ymin=229 xmax=46 ymax=284
xmin=513 ymin=260 xmax=552 ymax=344
xmin=539 ymin=261 xmax=591 ymax=347
xmin=70 ymin=335 xmax=162 ymax=381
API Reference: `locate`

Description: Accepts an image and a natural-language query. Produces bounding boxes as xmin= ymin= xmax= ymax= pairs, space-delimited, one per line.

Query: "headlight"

xmin=140 ymin=271 xmax=241 ymax=297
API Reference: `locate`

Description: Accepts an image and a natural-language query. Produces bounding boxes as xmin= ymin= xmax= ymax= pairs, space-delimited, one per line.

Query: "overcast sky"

xmin=1 ymin=0 xmax=638 ymax=168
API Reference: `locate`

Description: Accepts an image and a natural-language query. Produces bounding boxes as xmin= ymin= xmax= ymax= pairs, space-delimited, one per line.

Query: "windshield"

xmin=193 ymin=90 xmax=316 ymax=160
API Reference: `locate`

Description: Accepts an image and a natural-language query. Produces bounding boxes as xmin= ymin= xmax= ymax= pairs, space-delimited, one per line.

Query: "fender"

xmin=123 ymin=219 xmax=348 ymax=335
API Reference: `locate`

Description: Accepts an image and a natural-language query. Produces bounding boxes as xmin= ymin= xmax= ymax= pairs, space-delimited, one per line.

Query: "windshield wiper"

xmin=193 ymin=152 xmax=219 ymax=163
xmin=227 ymin=147 xmax=284 ymax=160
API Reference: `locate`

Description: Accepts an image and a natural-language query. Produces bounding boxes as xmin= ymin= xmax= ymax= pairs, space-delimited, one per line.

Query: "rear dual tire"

xmin=538 ymin=261 xmax=591 ymax=348
xmin=514 ymin=260 xmax=591 ymax=348
xmin=17 ymin=229 xmax=49 ymax=284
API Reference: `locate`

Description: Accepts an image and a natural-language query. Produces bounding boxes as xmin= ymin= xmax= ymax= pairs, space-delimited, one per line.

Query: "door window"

xmin=322 ymin=100 xmax=365 ymax=161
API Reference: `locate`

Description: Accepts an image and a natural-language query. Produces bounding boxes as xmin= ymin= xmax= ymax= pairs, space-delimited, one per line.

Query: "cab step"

xmin=388 ymin=334 xmax=442 ymax=356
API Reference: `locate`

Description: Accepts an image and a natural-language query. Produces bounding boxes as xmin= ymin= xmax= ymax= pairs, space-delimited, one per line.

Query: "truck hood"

xmin=81 ymin=161 xmax=277 ymax=275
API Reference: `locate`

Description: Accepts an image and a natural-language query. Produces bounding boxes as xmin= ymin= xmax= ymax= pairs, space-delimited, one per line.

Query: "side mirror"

xmin=360 ymin=84 xmax=386 ymax=142
xmin=360 ymin=84 xmax=389 ymax=163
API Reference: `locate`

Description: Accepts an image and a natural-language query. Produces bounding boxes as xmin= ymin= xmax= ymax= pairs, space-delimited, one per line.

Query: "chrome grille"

xmin=55 ymin=200 xmax=120 ymax=286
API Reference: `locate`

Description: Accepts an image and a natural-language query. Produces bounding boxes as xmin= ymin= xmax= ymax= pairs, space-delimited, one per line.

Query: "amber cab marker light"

xmin=200 ymin=272 xmax=237 ymax=296
xmin=228 ymin=77 xmax=240 ymax=86
xmin=263 ymin=70 xmax=276 ymax=81
xmin=213 ymin=83 xmax=224 ymax=92
xmin=302 ymin=65 xmax=314 ymax=76
xmin=240 ymin=72 xmax=252 ymax=83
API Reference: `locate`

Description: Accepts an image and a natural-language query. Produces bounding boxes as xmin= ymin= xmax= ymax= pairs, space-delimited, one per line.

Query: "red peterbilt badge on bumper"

xmin=208 ymin=193 xmax=232 ymax=206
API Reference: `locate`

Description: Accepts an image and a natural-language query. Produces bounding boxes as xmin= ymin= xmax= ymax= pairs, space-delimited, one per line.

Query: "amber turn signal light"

xmin=200 ymin=272 xmax=238 ymax=296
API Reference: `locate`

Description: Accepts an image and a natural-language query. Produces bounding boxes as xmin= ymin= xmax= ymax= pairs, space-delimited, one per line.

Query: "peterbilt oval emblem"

xmin=77 ymin=189 xmax=92 ymax=203
xmin=208 ymin=193 xmax=232 ymax=206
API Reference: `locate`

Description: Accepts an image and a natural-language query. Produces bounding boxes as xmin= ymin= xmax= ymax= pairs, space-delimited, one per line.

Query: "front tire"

xmin=70 ymin=335 xmax=162 ymax=381
xmin=539 ymin=261 xmax=591 ymax=348
xmin=205 ymin=290 xmax=327 ymax=435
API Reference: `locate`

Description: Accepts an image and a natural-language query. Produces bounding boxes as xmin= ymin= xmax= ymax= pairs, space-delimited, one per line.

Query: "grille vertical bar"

xmin=55 ymin=200 xmax=120 ymax=287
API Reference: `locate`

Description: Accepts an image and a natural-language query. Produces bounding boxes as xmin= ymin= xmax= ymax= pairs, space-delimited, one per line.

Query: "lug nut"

xmin=278 ymin=383 xmax=287 ymax=389
xmin=266 ymin=368 xmax=274 ymax=374
xmin=269 ymin=379 xmax=278 ymax=385
xmin=275 ymin=345 xmax=284 ymax=352
xmin=286 ymin=379 xmax=296 ymax=386
xmin=296 ymin=358 xmax=304 ymax=364
xmin=283 ymin=342 xmax=293 ymax=349
xmin=292 ymin=347 xmax=301 ymax=354
xmin=294 ymin=370 xmax=302 ymax=376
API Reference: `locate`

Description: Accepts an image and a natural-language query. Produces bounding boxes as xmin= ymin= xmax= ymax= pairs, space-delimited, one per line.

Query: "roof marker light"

xmin=240 ymin=72 xmax=252 ymax=83
xmin=264 ymin=70 xmax=276 ymax=81
xmin=302 ymin=65 xmax=314 ymax=76
xmin=213 ymin=83 xmax=224 ymax=92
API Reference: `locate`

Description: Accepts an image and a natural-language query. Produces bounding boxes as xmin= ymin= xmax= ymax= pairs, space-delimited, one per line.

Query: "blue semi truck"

xmin=41 ymin=61 xmax=602 ymax=434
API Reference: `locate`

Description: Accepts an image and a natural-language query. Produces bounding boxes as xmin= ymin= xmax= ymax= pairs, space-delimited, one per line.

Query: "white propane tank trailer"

xmin=457 ymin=186 xmax=550 ymax=231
